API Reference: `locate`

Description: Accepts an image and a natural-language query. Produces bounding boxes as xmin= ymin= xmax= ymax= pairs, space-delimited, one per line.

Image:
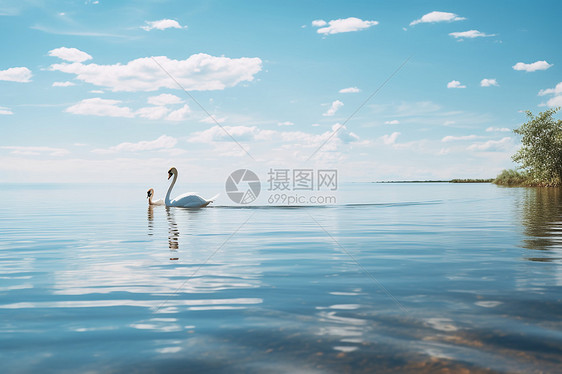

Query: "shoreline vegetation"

xmin=493 ymin=169 xmax=561 ymax=187
xmin=377 ymin=108 xmax=561 ymax=187
xmin=375 ymin=176 xmax=560 ymax=186
xmin=376 ymin=179 xmax=493 ymax=183
xmin=494 ymin=108 xmax=561 ymax=187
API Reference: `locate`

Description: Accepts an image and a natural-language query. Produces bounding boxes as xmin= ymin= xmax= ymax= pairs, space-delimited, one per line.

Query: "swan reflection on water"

xmin=166 ymin=207 xmax=179 ymax=258
xmin=148 ymin=204 xmax=209 ymax=261
xmin=147 ymin=205 xmax=155 ymax=236
xmin=146 ymin=205 xmax=179 ymax=259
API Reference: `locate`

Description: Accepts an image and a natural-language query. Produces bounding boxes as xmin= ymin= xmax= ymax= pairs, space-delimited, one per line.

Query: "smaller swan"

xmin=147 ymin=188 xmax=164 ymax=206
xmin=165 ymin=167 xmax=218 ymax=208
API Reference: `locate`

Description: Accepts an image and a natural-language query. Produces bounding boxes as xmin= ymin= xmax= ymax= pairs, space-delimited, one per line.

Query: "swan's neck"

xmin=165 ymin=173 xmax=177 ymax=205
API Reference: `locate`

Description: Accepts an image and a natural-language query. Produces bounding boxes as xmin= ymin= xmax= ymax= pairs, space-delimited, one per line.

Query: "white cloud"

xmin=141 ymin=19 xmax=185 ymax=31
xmin=486 ymin=127 xmax=510 ymax=132
xmin=311 ymin=20 xmax=327 ymax=27
xmin=410 ymin=11 xmax=465 ymax=26
xmin=546 ymin=96 xmax=562 ymax=107
xmin=147 ymin=93 xmax=183 ymax=106
xmin=339 ymin=86 xmax=360 ymax=93
xmin=50 ymin=53 xmax=262 ymax=92
xmin=385 ymin=120 xmax=400 ymax=125
xmin=90 ymin=90 xmax=104 ymax=94
xmin=538 ymin=82 xmax=562 ymax=96
xmin=188 ymin=123 xmax=361 ymax=149
xmin=467 ymin=137 xmax=512 ymax=151
xmin=449 ymin=30 xmax=495 ymax=39
xmin=538 ymin=82 xmax=562 ymax=107
xmin=0 ymin=107 xmax=13 ymax=115
xmin=277 ymin=121 xmax=294 ymax=126
xmin=313 ymin=17 xmax=378 ymax=35
xmin=0 ymin=67 xmax=32 ymax=82
xmin=200 ymin=115 xmax=227 ymax=124
xmin=65 ymin=98 xmax=135 ymax=118
xmin=1 ymin=146 xmax=69 ymax=156
xmin=381 ymin=132 xmax=400 ymax=145
xmin=443 ymin=120 xmax=456 ymax=126
xmin=48 ymin=47 xmax=92 ymax=63
xmin=136 ymin=106 xmax=169 ymax=120
xmin=323 ymin=100 xmax=344 ymax=116
xmin=331 ymin=123 xmax=360 ymax=143
xmin=480 ymin=78 xmax=498 ymax=87
xmin=512 ymin=61 xmax=552 ymax=72
xmin=166 ymin=104 xmax=191 ymax=121
xmin=189 ymin=125 xmax=259 ymax=143
xmin=442 ymin=135 xmax=478 ymax=142
xmin=447 ymin=80 xmax=466 ymax=89
xmin=52 ymin=81 xmax=75 ymax=87
xmin=93 ymin=135 xmax=177 ymax=154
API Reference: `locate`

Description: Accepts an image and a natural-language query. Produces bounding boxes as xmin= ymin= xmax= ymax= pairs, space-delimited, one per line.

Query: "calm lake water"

xmin=1 ymin=183 xmax=561 ymax=373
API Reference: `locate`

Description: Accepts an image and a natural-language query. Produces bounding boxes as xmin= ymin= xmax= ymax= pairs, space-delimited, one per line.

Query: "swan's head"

xmin=168 ymin=167 xmax=177 ymax=180
xmin=147 ymin=188 xmax=154 ymax=199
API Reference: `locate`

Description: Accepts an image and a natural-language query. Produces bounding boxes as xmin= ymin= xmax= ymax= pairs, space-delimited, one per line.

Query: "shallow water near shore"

xmin=1 ymin=183 xmax=561 ymax=373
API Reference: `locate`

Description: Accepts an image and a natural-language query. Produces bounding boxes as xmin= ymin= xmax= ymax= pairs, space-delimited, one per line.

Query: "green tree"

xmin=512 ymin=108 xmax=562 ymax=186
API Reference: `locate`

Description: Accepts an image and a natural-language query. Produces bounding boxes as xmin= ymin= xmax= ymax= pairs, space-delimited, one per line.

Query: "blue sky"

xmin=1 ymin=0 xmax=561 ymax=184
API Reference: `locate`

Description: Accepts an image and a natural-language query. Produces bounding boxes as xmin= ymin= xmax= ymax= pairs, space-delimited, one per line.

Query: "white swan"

xmin=147 ymin=188 xmax=164 ymax=206
xmin=165 ymin=167 xmax=218 ymax=208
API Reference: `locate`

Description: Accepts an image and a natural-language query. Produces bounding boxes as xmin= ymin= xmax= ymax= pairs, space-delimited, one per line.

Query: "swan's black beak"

xmin=168 ymin=172 xmax=172 ymax=180
xmin=147 ymin=190 xmax=152 ymax=198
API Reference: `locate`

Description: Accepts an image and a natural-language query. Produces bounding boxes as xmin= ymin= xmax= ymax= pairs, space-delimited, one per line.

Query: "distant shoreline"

xmin=373 ymin=179 xmax=494 ymax=184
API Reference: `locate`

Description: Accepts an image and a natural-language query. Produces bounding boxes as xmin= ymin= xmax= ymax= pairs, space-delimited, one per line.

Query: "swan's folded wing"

xmin=171 ymin=193 xmax=207 ymax=207
xmin=172 ymin=192 xmax=198 ymax=200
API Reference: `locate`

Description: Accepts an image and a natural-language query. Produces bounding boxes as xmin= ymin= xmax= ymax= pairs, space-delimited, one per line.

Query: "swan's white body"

xmin=165 ymin=167 xmax=218 ymax=208
xmin=147 ymin=188 xmax=164 ymax=206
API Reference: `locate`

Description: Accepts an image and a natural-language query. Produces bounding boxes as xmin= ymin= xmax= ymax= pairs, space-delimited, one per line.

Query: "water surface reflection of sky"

xmin=0 ymin=183 xmax=561 ymax=373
